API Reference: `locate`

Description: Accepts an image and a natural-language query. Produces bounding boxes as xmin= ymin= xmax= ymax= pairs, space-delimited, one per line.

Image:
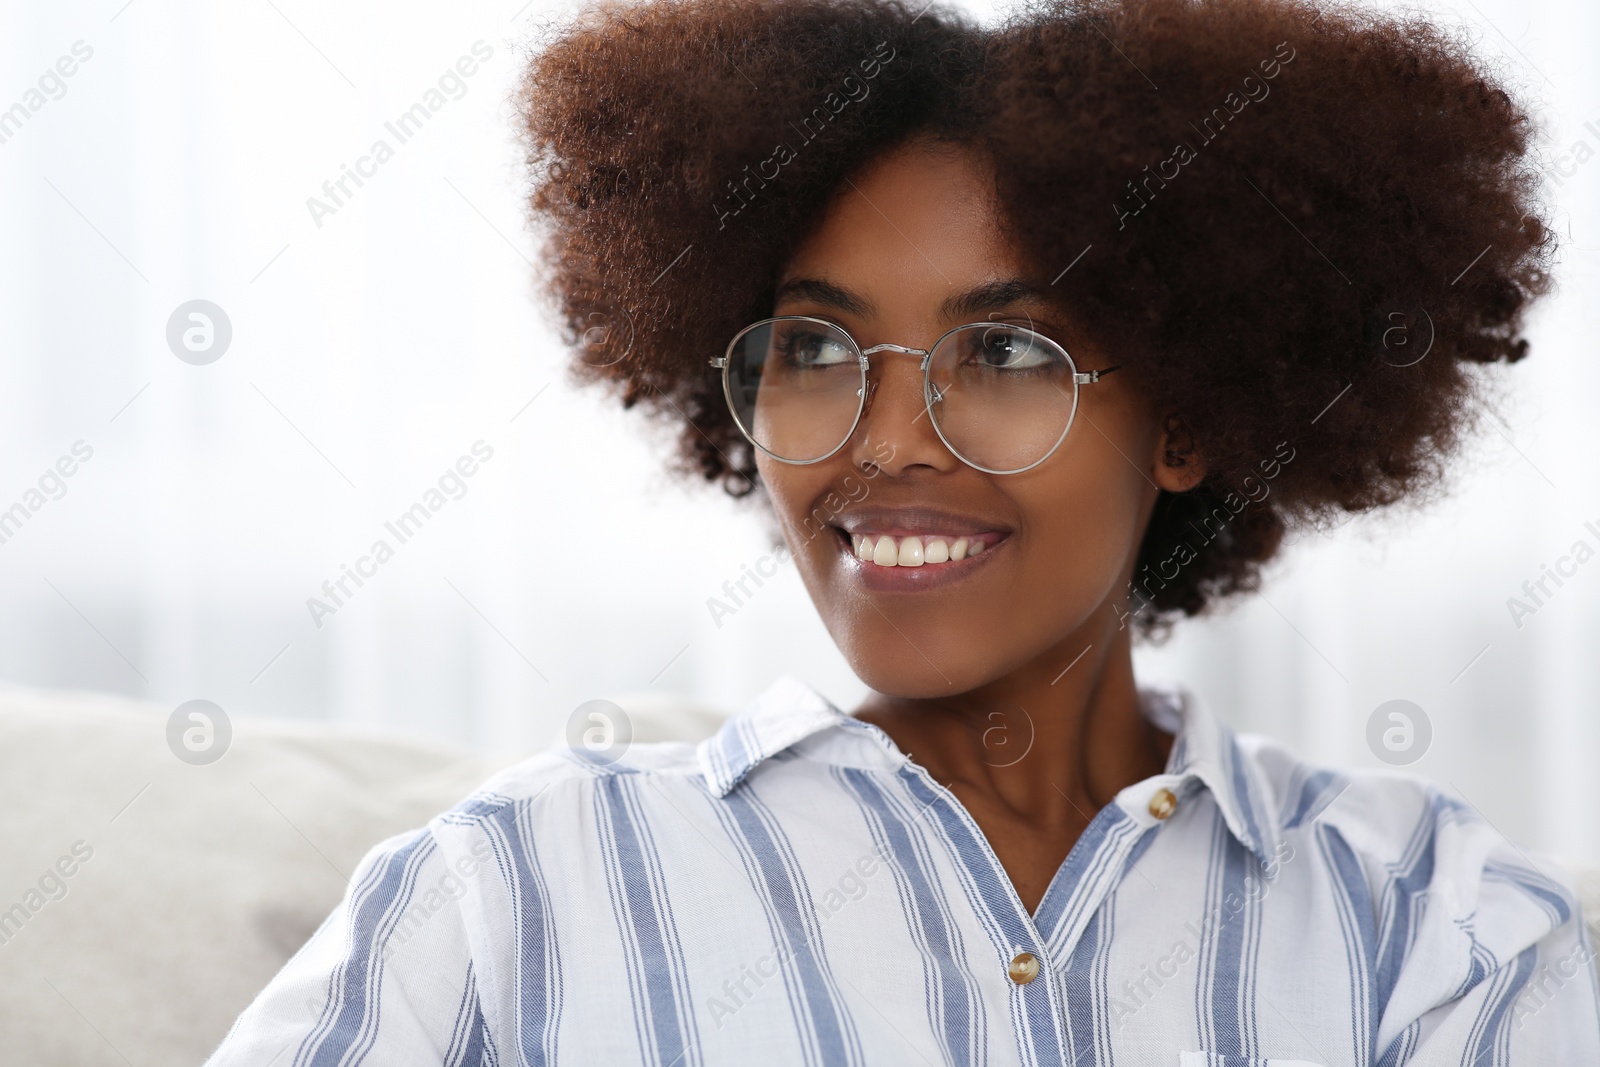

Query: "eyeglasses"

xmin=710 ymin=315 xmax=1123 ymax=475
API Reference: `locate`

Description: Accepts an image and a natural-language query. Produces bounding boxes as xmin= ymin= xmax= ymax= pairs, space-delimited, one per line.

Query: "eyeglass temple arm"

xmin=1074 ymin=363 xmax=1124 ymax=385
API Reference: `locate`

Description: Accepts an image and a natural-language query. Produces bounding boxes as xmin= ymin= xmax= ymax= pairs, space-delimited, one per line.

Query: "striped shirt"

xmin=204 ymin=674 xmax=1600 ymax=1066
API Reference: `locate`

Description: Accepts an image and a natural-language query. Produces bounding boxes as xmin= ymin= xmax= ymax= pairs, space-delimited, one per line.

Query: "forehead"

xmin=777 ymin=140 xmax=1025 ymax=300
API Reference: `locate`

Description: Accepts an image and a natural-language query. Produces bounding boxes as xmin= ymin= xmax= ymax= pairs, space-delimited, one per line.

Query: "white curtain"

xmin=1 ymin=0 xmax=1594 ymax=866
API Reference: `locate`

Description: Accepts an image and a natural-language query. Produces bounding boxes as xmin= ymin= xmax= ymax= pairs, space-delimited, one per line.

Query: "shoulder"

xmin=423 ymin=738 xmax=709 ymax=827
xmin=1244 ymin=732 xmax=1465 ymax=853
xmin=411 ymin=674 xmax=857 ymax=848
xmin=1245 ymin=729 xmax=1579 ymax=912
xmin=1240 ymin=731 xmax=1593 ymax=1014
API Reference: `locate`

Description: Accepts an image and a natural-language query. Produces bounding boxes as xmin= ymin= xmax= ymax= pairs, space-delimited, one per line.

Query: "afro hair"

xmin=516 ymin=0 xmax=1555 ymax=638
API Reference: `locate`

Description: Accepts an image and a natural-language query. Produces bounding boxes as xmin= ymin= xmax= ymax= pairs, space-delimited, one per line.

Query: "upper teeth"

xmin=850 ymin=533 xmax=988 ymax=567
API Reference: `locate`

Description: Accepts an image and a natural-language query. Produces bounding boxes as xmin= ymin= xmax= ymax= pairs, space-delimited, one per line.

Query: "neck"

xmin=851 ymin=607 xmax=1172 ymax=830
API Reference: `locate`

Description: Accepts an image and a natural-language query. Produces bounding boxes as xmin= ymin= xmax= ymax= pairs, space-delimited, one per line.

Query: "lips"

xmin=828 ymin=504 xmax=1012 ymax=588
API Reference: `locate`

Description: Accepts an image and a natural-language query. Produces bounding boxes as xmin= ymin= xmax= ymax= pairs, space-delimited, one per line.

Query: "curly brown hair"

xmin=517 ymin=0 xmax=1554 ymax=638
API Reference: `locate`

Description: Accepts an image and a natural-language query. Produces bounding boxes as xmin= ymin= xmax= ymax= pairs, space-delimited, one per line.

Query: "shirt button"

xmin=1148 ymin=787 xmax=1178 ymax=820
xmin=1008 ymin=952 xmax=1040 ymax=985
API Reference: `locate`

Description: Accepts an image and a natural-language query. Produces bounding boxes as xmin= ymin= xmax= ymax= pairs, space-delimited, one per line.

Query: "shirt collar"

xmin=1142 ymin=685 xmax=1287 ymax=877
xmin=696 ymin=674 xmax=1285 ymax=876
xmin=697 ymin=674 xmax=843 ymax=797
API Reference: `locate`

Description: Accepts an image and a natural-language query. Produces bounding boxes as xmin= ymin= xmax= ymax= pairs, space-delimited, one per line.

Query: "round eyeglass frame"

xmin=710 ymin=315 xmax=1124 ymax=476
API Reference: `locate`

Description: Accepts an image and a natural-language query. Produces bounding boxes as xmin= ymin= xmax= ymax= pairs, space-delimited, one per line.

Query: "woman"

xmin=206 ymin=0 xmax=1599 ymax=1062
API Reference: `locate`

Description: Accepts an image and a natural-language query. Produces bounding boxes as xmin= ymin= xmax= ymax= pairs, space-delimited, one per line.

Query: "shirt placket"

xmin=906 ymin=764 xmax=1195 ymax=1066
xmin=890 ymin=761 xmax=1075 ymax=1066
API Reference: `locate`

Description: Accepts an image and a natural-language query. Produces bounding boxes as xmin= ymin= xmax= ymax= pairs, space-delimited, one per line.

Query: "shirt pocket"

xmin=1177 ymin=1053 xmax=1328 ymax=1067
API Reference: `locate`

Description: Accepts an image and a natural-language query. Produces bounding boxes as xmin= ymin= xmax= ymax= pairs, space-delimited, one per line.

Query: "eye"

xmin=965 ymin=325 xmax=1059 ymax=370
xmin=775 ymin=327 xmax=855 ymax=368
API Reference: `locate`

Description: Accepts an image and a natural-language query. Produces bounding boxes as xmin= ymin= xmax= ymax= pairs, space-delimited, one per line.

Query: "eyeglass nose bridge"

xmin=853 ymin=343 xmax=938 ymax=417
xmin=860 ymin=341 xmax=931 ymax=360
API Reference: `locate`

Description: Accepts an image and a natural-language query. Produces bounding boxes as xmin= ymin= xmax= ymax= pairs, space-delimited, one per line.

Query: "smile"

xmin=847 ymin=532 xmax=1003 ymax=567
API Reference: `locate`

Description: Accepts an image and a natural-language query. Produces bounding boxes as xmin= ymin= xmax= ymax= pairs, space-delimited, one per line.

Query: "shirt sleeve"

xmin=1375 ymin=790 xmax=1600 ymax=1065
xmin=202 ymin=823 xmax=496 ymax=1067
xmin=1397 ymin=901 xmax=1600 ymax=1063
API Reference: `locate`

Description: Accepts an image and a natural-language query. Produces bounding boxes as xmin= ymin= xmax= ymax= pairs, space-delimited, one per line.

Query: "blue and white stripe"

xmin=206 ymin=674 xmax=1600 ymax=1066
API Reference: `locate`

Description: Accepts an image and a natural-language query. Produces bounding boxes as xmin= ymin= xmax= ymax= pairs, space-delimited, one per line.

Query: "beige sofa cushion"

xmin=0 ymin=683 xmax=506 ymax=1066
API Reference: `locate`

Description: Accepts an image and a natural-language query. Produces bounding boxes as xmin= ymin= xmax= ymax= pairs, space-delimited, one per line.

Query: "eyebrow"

xmin=772 ymin=277 xmax=1052 ymax=322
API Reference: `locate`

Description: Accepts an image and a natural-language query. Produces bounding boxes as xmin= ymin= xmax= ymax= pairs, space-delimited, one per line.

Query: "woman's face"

xmin=756 ymin=138 xmax=1201 ymax=698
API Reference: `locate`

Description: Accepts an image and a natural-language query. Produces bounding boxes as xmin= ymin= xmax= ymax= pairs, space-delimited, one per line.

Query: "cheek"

xmin=1001 ymin=454 xmax=1150 ymax=609
xmin=755 ymin=455 xmax=809 ymax=537
xmin=755 ymin=456 xmax=850 ymax=561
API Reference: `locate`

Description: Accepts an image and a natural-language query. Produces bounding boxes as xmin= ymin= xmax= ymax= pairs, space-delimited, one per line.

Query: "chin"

xmin=852 ymin=663 xmax=971 ymax=700
xmin=837 ymin=635 xmax=994 ymax=699
xmin=829 ymin=601 xmax=1100 ymax=700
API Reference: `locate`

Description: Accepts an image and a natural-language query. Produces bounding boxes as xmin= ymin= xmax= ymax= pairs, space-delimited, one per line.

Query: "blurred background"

xmin=0 ymin=0 xmax=1595 ymax=866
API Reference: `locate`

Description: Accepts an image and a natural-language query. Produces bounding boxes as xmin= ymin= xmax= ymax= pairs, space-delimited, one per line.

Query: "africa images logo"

xmin=712 ymin=41 xmax=897 ymax=230
xmin=1113 ymin=40 xmax=1297 ymax=230
xmin=305 ymin=41 xmax=494 ymax=229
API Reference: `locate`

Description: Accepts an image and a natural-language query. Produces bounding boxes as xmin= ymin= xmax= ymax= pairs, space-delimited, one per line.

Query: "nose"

xmin=848 ymin=349 xmax=960 ymax=476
